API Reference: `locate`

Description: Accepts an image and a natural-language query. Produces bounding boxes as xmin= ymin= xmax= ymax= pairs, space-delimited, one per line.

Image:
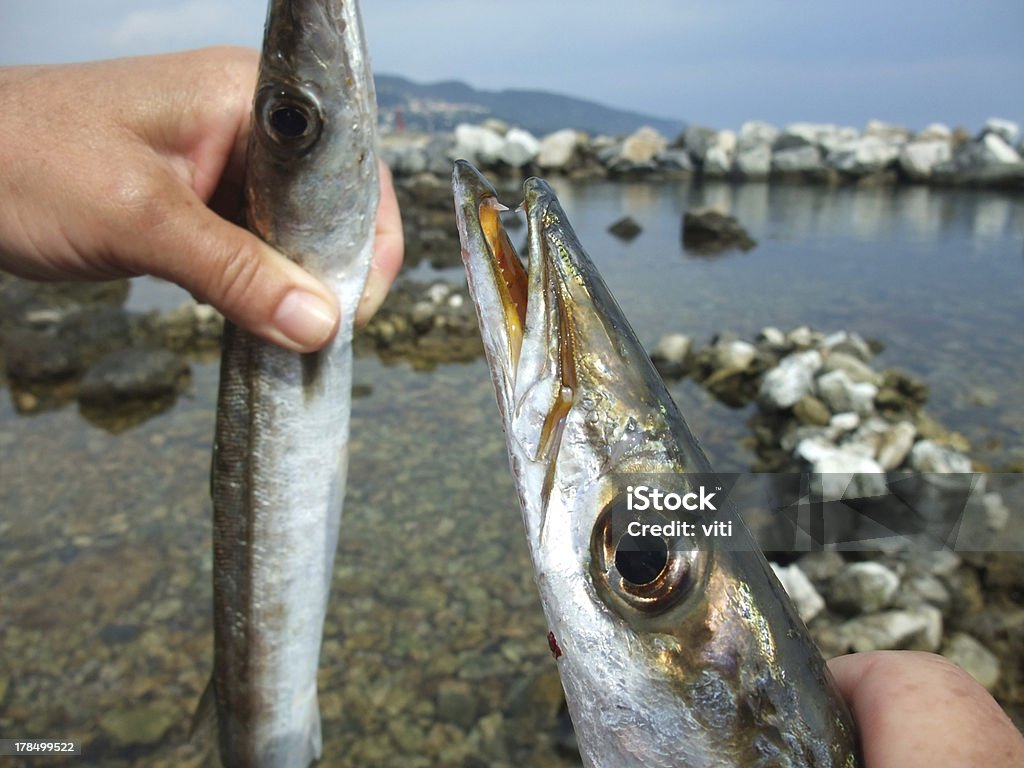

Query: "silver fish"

xmin=207 ymin=2 xmax=377 ymax=766
xmin=453 ymin=160 xmax=860 ymax=768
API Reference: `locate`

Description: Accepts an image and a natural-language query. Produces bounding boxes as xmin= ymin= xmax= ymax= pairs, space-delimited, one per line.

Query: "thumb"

xmin=123 ymin=182 xmax=340 ymax=353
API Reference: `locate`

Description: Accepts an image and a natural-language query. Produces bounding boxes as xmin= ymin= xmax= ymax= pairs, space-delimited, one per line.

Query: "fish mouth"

xmin=453 ymin=161 xmax=582 ymax=467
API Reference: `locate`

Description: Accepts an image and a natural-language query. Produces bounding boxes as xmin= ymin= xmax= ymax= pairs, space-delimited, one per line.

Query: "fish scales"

xmin=208 ymin=1 xmax=378 ymax=766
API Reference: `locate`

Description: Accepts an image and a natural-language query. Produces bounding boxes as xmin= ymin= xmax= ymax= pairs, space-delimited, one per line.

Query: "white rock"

xmin=772 ymin=145 xmax=823 ymax=173
xmin=482 ymin=117 xmax=510 ymax=136
xmin=425 ymin=282 xmax=451 ymax=304
xmin=777 ymin=123 xmax=857 ymax=152
xmin=738 ymin=121 xmax=779 ymax=150
xmin=758 ymin=350 xmax=822 ymax=409
xmin=916 ymin=123 xmax=952 ymax=141
xmin=822 ymin=330 xmax=873 ymax=362
xmin=703 ymin=130 xmax=736 ymax=176
xmin=771 ymin=563 xmax=825 ymax=622
xmin=863 ymin=120 xmax=911 ymax=143
xmin=757 ymin=326 xmax=787 ymax=348
xmin=827 ymin=136 xmax=901 ymax=174
xmin=655 ymin=149 xmax=694 ymax=172
xmin=619 ymin=126 xmax=668 ymax=165
xmin=786 ymin=326 xmax=819 ymax=348
xmin=983 ymin=117 xmax=1020 ymax=146
xmin=651 ymin=333 xmax=692 ymax=366
xmin=536 ymin=129 xmax=580 ymax=169
xmin=876 ymin=422 xmax=917 ymax=470
xmin=840 ymin=607 xmax=942 ymax=652
xmin=942 ymin=633 xmax=1001 ymax=691
xmin=453 ymin=123 xmax=505 ymax=166
xmin=830 ymin=412 xmax=861 ymax=433
xmin=980 ymin=132 xmax=1021 ymax=163
xmin=909 ymin=440 xmax=972 ymax=473
xmin=823 ymin=351 xmax=882 ymax=385
xmin=899 ymin=140 xmax=953 ymax=180
xmin=714 ymin=339 xmax=757 ymax=371
xmin=735 ymin=143 xmax=772 ymax=178
xmin=982 ymin=492 xmax=1010 ymax=531
xmin=795 ymin=439 xmax=888 ymax=500
xmin=497 ymin=128 xmax=539 ymax=167
xmin=817 ymin=369 xmax=878 ymax=415
xmin=829 ymin=562 xmax=901 ymax=614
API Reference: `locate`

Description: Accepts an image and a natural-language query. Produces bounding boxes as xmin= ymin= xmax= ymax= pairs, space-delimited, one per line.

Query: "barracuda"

xmin=205 ymin=2 xmax=378 ymax=766
xmin=453 ymin=160 xmax=861 ymax=768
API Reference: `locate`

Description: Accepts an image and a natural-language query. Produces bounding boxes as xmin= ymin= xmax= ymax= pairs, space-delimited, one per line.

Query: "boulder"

xmin=915 ymin=123 xmax=952 ymax=142
xmin=617 ymin=126 xmax=667 ymax=167
xmin=703 ymin=130 xmax=737 ymax=177
xmin=681 ymin=207 xmax=757 ymax=255
xmin=899 ymin=140 xmax=953 ymax=180
xmin=822 ymin=330 xmax=873 ymax=362
xmin=863 ymin=120 xmax=911 ymax=143
xmin=453 ymin=123 xmax=505 ymax=167
xmin=681 ymin=125 xmax=719 ymax=163
xmin=827 ymin=136 xmax=901 ymax=175
xmin=497 ymin=127 xmax=539 ymax=167
xmin=78 ymin=348 xmax=189 ymax=407
xmin=981 ymin=117 xmax=1020 ymax=146
xmin=735 ymin=143 xmax=772 ymax=179
xmin=655 ymin=149 xmax=694 ymax=173
xmin=775 ymin=123 xmax=858 ymax=153
xmin=738 ymin=121 xmax=779 ymax=150
xmin=608 ymin=216 xmax=642 ymax=241
xmin=536 ymin=129 xmax=581 ymax=170
xmin=771 ymin=145 xmax=824 ymax=174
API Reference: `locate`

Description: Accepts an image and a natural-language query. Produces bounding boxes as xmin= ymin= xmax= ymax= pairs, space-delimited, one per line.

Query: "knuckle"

xmin=209 ymin=238 xmax=263 ymax=308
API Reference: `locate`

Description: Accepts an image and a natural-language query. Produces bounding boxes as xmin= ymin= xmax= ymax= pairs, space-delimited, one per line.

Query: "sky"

xmin=2 ymin=0 xmax=1022 ymax=133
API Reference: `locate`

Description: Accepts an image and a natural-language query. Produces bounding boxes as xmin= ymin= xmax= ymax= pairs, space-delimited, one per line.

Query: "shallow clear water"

xmin=1 ymin=180 xmax=1022 ymax=766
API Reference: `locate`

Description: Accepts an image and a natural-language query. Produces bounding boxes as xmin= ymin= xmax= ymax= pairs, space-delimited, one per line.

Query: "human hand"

xmin=829 ymin=651 xmax=1024 ymax=768
xmin=0 ymin=47 xmax=403 ymax=353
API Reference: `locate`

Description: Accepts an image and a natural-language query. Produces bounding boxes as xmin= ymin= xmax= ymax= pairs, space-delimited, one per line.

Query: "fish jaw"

xmin=455 ymin=163 xmax=861 ymax=767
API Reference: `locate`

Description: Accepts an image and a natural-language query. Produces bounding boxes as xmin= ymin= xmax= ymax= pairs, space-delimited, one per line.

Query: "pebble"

xmin=982 ymin=492 xmax=1010 ymax=531
xmin=829 ymin=562 xmax=901 ymax=615
xmin=839 ymin=606 xmax=943 ymax=652
xmin=758 ymin=350 xmax=822 ymax=409
xmin=909 ymin=440 xmax=973 ymax=473
xmin=942 ymin=633 xmax=1001 ymax=691
xmin=816 ymin=369 xmax=878 ymax=415
xmin=771 ymin=563 xmax=825 ymax=622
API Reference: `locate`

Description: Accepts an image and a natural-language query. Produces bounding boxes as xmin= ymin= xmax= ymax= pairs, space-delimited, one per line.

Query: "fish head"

xmin=246 ymin=0 xmax=378 ymax=280
xmin=454 ymin=160 xmax=859 ymax=766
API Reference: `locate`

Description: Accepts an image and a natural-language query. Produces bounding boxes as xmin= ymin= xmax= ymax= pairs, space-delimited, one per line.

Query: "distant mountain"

xmin=375 ymin=74 xmax=685 ymax=138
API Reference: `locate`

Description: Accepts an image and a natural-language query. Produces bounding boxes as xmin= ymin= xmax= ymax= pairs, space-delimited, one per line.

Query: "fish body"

xmin=453 ymin=161 xmax=860 ymax=768
xmin=209 ymin=2 xmax=378 ymax=766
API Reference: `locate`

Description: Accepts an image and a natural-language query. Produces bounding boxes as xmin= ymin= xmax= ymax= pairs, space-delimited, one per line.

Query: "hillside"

xmin=375 ymin=74 xmax=685 ymax=137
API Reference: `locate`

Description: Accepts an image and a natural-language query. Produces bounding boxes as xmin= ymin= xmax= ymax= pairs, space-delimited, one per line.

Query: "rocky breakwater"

xmin=381 ymin=116 xmax=1024 ymax=189
xmin=650 ymin=324 xmax=1024 ymax=726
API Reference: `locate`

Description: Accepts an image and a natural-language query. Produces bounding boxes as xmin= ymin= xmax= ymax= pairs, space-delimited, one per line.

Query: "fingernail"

xmin=273 ymin=290 xmax=338 ymax=351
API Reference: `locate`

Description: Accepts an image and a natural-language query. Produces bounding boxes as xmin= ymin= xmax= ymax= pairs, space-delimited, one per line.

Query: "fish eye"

xmin=590 ymin=494 xmax=702 ymax=615
xmin=256 ymin=84 xmax=323 ymax=155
